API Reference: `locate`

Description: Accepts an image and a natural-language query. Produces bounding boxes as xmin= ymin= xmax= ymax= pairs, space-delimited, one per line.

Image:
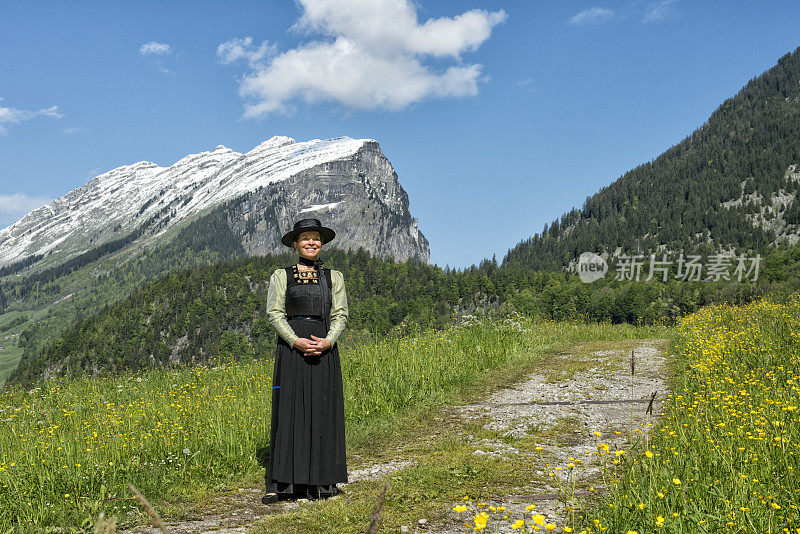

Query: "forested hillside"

xmin=504 ymin=47 xmax=800 ymax=271
xmin=9 ymin=243 xmax=800 ymax=385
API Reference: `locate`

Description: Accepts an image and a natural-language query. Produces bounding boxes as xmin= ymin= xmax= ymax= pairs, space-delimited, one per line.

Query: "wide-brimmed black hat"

xmin=281 ymin=218 xmax=336 ymax=247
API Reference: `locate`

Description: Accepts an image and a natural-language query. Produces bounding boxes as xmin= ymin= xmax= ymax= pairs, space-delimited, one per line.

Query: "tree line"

xmin=9 ymin=243 xmax=800 ymax=385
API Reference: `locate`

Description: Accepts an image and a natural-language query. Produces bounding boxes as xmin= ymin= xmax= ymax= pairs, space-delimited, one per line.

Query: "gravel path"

xmin=426 ymin=337 xmax=671 ymax=533
xmin=123 ymin=338 xmax=671 ymax=534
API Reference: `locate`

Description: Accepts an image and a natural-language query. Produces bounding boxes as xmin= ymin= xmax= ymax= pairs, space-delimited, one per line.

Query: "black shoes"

xmin=261 ymin=492 xmax=291 ymax=505
xmin=262 ymin=486 xmax=342 ymax=504
xmin=307 ymin=486 xmax=342 ymax=500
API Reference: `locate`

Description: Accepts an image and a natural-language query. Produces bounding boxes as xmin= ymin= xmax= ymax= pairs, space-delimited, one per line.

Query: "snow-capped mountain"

xmin=0 ymin=136 xmax=429 ymax=269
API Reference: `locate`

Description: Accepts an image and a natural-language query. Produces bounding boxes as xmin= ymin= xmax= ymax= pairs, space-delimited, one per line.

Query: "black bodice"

xmin=284 ymin=265 xmax=332 ymax=318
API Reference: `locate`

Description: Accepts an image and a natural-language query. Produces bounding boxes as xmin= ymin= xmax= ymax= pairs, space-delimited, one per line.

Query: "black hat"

xmin=281 ymin=218 xmax=336 ymax=247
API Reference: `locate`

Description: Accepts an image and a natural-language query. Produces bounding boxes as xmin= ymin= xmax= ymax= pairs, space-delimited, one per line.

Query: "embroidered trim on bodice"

xmin=291 ymin=264 xmax=319 ymax=284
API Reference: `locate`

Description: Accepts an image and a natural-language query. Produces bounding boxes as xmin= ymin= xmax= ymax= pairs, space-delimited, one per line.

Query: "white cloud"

xmin=0 ymin=192 xmax=52 ymax=228
xmin=643 ymin=0 xmax=678 ymax=23
xmin=217 ymin=37 xmax=276 ymax=67
xmin=62 ymin=126 xmax=83 ymax=135
xmin=295 ymin=0 xmax=507 ymax=58
xmin=569 ymin=7 xmax=614 ymax=26
xmin=0 ymin=97 xmax=63 ymax=135
xmin=219 ymin=0 xmax=507 ymax=116
xmin=139 ymin=41 xmax=173 ymax=55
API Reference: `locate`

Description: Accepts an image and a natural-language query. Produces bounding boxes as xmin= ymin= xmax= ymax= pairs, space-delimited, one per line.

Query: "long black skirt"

xmin=266 ymin=317 xmax=347 ymax=496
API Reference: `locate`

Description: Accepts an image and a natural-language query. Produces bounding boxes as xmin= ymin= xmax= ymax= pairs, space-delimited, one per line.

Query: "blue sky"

xmin=2 ymin=1 xmax=800 ymax=269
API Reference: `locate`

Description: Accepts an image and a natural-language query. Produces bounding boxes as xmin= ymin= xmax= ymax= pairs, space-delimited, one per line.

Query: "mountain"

xmin=0 ymin=136 xmax=428 ymax=384
xmin=503 ymin=47 xmax=800 ymax=271
xmin=0 ymin=135 xmax=429 ymax=272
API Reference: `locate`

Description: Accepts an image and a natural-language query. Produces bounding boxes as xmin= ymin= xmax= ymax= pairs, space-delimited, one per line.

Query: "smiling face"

xmin=293 ymin=230 xmax=322 ymax=261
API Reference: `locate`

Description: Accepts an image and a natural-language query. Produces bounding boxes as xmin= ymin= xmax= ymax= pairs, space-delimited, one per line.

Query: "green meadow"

xmin=0 ymin=315 xmax=668 ymax=531
xmin=570 ymin=295 xmax=800 ymax=533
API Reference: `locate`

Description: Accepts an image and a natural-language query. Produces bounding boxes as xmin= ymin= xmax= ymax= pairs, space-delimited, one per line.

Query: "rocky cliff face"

xmin=0 ymin=136 xmax=429 ymax=270
xmin=230 ymin=141 xmax=429 ymax=262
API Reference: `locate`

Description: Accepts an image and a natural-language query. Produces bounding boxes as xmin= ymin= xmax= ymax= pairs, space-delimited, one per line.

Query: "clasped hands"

xmin=293 ymin=335 xmax=331 ymax=356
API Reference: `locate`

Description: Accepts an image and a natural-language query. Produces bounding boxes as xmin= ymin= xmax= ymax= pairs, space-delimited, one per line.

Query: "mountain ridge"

xmin=0 ymin=135 xmax=431 ymax=270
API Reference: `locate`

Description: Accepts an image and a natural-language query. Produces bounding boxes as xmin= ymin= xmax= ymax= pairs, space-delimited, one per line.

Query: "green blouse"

xmin=265 ymin=267 xmax=349 ymax=347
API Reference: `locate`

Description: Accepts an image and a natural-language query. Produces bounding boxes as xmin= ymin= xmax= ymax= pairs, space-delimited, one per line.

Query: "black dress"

xmin=266 ymin=265 xmax=347 ymax=497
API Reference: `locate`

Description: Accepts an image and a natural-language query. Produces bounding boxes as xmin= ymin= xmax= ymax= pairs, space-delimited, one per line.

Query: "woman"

xmin=262 ymin=218 xmax=349 ymax=503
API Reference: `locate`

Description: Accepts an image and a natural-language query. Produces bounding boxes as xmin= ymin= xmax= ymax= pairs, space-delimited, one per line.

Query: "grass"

xmin=0 ymin=308 xmax=51 ymax=387
xmin=566 ymin=295 xmax=800 ymax=533
xmin=0 ymin=310 xmax=29 ymax=387
xmin=0 ymin=346 xmax=23 ymax=388
xmin=251 ymin=321 xmax=670 ymax=534
xmin=0 ymin=314 xmax=670 ymax=531
xmin=253 ymin=418 xmax=554 ymax=534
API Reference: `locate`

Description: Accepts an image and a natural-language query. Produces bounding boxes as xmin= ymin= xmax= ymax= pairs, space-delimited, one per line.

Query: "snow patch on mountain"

xmin=0 ymin=136 xmax=372 ymax=267
xmin=299 ymin=202 xmax=343 ymax=213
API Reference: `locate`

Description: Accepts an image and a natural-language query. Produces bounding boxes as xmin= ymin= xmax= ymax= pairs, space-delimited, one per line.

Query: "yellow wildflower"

xmin=473 ymin=512 xmax=489 ymax=531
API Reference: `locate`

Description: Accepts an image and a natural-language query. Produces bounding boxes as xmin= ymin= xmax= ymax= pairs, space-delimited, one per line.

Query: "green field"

xmin=568 ymin=295 xmax=800 ymax=533
xmin=0 ymin=345 xmax=23 ymax=388
xmin=0 ymin=310 xmax=31 ymax=387
xmin=0 ymin=315 xmax=669 ymax=531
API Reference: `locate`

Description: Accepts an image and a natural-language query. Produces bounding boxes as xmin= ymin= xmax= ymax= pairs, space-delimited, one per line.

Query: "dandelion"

xmin=511 ymin=520 xmax=525 ymax=530
xmin=672 ymin=477 xmax=681 ymax=485
xmin=655 ymin=515 xmax=664 ymax=527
